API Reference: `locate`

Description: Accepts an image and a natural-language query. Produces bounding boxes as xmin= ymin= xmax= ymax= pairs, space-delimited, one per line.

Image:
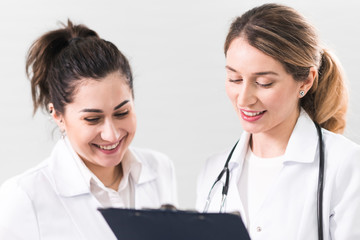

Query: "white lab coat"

xmin=196 ymin=110 xmax=360 ymax=240
xmin=0 ymin=138 xmax=177 ymax=240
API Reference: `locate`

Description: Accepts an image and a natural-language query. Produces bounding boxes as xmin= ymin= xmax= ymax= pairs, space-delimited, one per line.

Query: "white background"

xmin=0 ymin=0 xmax=359 ymax=209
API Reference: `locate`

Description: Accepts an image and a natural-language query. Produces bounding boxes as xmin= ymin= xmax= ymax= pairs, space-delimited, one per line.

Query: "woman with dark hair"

xmin=197 ymin=4 xmax=360 ymax=239
xmin=0 ymin=20 xmax=177 ymax=239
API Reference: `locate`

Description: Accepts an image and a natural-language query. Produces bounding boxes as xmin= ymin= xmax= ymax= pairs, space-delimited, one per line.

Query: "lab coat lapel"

xmin=252 ymin=110 xmax=319 ymax=227
xmin=48 ymin=138 xmax=89 ymax=197
xmin=226 ymin=132 xmax=251 ymax=225
xmin=59 ymin=194 xmax=117 ymax=239
xmin=132 ymin=150 xmax=158 ymax=209
xmin=283 ymin=109 xmax=318 ymax=164
xmin=47 ymin=139 xmax=116 ymax=239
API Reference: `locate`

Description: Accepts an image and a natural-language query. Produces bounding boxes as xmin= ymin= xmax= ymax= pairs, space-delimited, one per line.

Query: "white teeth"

xmin=98 ymin=142 xmax=119 ymax=150
xmin=242 ymin=110 xmax=264 ymax=117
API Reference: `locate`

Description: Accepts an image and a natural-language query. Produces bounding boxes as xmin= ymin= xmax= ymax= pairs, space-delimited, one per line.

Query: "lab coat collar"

xmin=283 ymin=109 xmax=318 ymax=164
xmin=223 ymin=133 xmax=250 ymax=216
xmin=48 ymin=138 xmax=157 ymax=197
xmin=48 ymin=138 xmax=90 ymax=197
xmin=227 ymin=131 xmax=251 ymax=173
xmin=230 ymin=109 xmax=318 ymax=167
xmin=73 ymin=146 xmax=144 ymax=192
xmin=222 ymin=109 xmax=318 ymax=220
xmin=130 ymin=148 xmax=157 ymax=184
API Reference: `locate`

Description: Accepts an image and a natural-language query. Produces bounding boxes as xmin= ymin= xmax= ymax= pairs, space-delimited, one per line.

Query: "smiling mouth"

xmin=93 ymin=141 xmax=121 ymax=150
xmin=241 ymin=110 xmax=266 ymax=117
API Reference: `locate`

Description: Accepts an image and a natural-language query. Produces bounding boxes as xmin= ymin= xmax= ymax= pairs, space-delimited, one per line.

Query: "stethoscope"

xmin=203 ymin=122 xmax=325 ymax=240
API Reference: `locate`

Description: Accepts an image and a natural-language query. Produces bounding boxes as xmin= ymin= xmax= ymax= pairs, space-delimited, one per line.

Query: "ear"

xmin=48 ymin=103 xmax=65 ymax=131
xmin=299 ymin=67 xmax=316 ymax=97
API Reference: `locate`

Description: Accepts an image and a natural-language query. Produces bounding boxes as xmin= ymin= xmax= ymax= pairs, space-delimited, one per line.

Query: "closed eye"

xmin=256 ymin=82 xmax=273 ymax=87
xmin=114 ymin=110 xmax=129 ymax=118
xmin=229 ymin=79 xmax=243 ymax=83
xmin=84 ymin=117 xmax=101 ymax=123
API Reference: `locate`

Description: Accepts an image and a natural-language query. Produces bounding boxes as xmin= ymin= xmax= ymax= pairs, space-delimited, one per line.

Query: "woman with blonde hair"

xmin=0 ymin=20 xmax=177 ymax=239
xmin=197 ymin=4 xmax=360 ymax=239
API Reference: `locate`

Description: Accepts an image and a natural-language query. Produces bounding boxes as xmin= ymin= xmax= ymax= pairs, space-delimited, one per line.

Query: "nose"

xmin=100 ymin=119 xmax=121 ymax=142
xmin=237 ymin=82 xmax=257 ymax=107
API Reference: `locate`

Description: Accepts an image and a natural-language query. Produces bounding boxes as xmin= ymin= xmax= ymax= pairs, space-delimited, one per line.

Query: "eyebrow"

xmin=225 ymin=65 xmax=279 ymax=76
xmin=225 ymin=65 xmax=238 ymax=72
xmin=79 ymin=100 xmax=130 ymax=113
xmin=254 ymin=71 xmax=279 ymax=76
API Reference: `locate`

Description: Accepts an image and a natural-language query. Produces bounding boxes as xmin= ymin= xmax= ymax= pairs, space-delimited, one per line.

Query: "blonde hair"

xmin=224 ymin=4 xmax=348 ymax=133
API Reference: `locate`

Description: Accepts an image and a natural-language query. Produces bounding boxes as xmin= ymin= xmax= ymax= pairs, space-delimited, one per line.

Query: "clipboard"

xmin=99 ymin=208 xmax=250 ymax=240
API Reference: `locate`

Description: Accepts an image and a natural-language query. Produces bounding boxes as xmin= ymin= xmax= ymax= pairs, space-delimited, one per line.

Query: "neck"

xmin=84 ymin=161 xmax=123 ymax=190
xmin=251 ymin=110 xmax=300 ymax=158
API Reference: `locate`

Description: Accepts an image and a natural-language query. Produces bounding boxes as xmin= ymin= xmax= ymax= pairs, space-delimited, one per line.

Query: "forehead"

xmin=70 ymin=72 xmax=132 ymax=108
xmin=226 ymin=38 xmax=285 ymax=74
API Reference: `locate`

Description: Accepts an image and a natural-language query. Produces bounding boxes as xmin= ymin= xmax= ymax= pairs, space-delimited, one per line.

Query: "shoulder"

xmin=322 ymin=129 xmax=360 ymax=189
xmin=0 ymin=162 xmax=49 ymax=238
xmin=197 ymin=148 xmax=232 ymax=191
xmin=323 ymin=128 xmax=360 ymax=149
xmin=205 ymin=149 xmax=230 ymax=165
xmin=0 ymin=172 xmax=35 ymax=207
xmin=1 ymin=139 xmax=70 ymax=194
xmin=201 ymin=148 xmax=232 ymax=178
xmin=0 ymin=159 xmax=52 ymax=210
xmin=0 ymin=160 xmax=50 ymax=197
xmin=196 ymin=149 xmax=230 ymax=210
xmin=201 ymin=134 xmax=249 ymax=174
xmin=321 ymin=130 xmax=360 ymax=230
xmin=322 ymin=129 xmax=360 ymax=161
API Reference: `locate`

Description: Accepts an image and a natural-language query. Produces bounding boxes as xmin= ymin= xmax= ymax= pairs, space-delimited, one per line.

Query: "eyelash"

xmin=84 ymin=117 xmax=100 ymax=123
xmin=229 ymin=79 xmax=242 ymax=83
xmin=229 ymin=79 xmax=273 ymax=88
xmin=114 ymin=111 xmax=129 ymax=118
xmin=257 ymin=82 xmax=273 ymax=87
xmin=84 ymin=111 xmax=129 ymax=124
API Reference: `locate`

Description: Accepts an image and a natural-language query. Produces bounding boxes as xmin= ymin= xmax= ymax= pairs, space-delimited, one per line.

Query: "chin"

xmin=240 ymin=122 xmax=265 ymax=134
xmin=91 ymin=152 xmax=120 ymax=167
xmin=98 ymin=159 xmax=121 ymax=168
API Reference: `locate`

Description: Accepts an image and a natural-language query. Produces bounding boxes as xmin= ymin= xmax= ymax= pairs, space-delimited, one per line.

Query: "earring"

xmin=299 ymin=90 xmax=305 ymax=97
xmin=60 ymin=128 xmax=66 ymax=139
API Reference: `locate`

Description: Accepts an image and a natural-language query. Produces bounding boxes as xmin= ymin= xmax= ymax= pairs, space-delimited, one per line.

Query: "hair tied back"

xmin=68 ymin=37 xmax=81 ymax=44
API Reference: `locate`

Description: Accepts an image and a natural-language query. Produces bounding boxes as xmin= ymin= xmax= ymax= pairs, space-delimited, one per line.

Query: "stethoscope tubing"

xmin=203 ymin=140 xmax=238 ymax=213
xmin=205 ymin=122 xmax=325 ymax=240
xmin=315 ymin=122 xmax=325 ymax=240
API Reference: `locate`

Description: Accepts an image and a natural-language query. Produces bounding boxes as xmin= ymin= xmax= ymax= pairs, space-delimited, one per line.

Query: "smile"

xmin=98 ymin=142 xmax=119 ymax=150
xmin=241 ymin=110 xmax=266 ymax=117
xmin=240 ymin=109 xmax=266 ymax=122
xmin=93 ymin=139 xmax=122 ymax=151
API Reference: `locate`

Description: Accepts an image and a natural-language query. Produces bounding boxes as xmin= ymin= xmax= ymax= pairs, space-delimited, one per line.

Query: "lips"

xmin=92 ymin=137 xmax=124 ymax=154
xmin=94 ymin=141 xmax=120 ymax=150
xmin=240 ymin=109 xmax=266 ymax=122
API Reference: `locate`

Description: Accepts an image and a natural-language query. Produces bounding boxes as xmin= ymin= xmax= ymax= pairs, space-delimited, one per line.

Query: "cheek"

xmin=264 ymin=92 xmax=282 ymax=106
xmin=71 ymin=127 xmax=97 ymax=146
xmin=225 ymin=83 xmax=238 ymax=103
xmin=122 ymin=113 xmax=137 ymax=133
xmin=264 ymin=88 xmax=299 ymax=109
xmin=64 ymin=120 xmax=98 ymax=146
